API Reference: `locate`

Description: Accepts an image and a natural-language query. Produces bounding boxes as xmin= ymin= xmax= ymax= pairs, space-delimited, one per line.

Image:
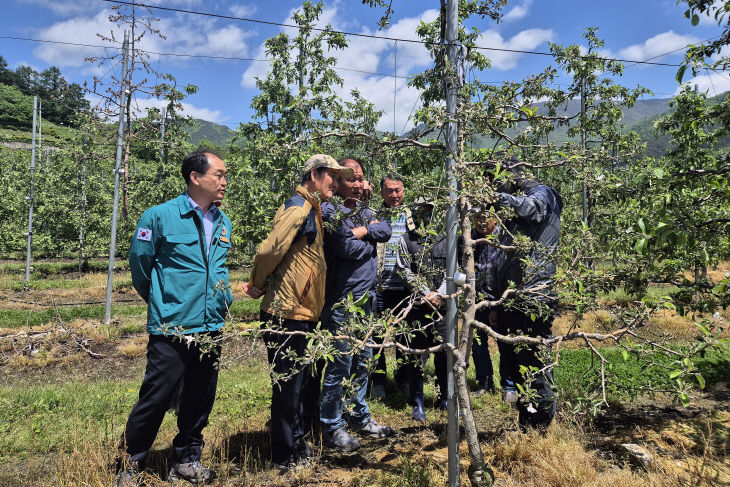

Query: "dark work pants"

xmin=472 ymin=309 xmax=494 ymax=389
xmin=496 ymin=308 xmax=556 ymax=428
xmin=377 ymin=290 xmax=447 ymax=402
xmin=261 ymin=311 xmax=320 ymax=464
xmin=373 ymin=289 xmax=411 ymax=387
xmin=399 ymin=308 xmax=448 ymax=405
xmin=119 ymin=333 xmax=220 ymax=466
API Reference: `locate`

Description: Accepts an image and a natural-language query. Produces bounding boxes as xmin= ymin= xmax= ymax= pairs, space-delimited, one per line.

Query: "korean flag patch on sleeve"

xmin=137 ymin=228 xmax=152 ymax=241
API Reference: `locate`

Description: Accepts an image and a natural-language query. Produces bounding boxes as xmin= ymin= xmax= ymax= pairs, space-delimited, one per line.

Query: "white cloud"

xmin=502 ymin=0 xmax=532 ymax=22
xmin=133 ymin=97 xmax=225 ymax=122
xmin=33 ymin=8 xmax=253 ymax=71
xmin=241 ymin=7 xmax=439 ymax=132
xmin=229 ymin=3 xmax=257 ymax=18
xmin=477 ymin=28 xmax=554 ymax=70
xmin=18 ymin=0 xmax=202 ymax=17
xmin=616 ymin=31 xmax=699 ymax=62
xmin=676 ymin=71 xmax=730 ymax=96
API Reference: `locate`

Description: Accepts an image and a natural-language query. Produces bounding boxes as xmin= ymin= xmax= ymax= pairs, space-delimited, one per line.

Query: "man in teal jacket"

xmin=116 ymin=148 xmax=232 ymax=487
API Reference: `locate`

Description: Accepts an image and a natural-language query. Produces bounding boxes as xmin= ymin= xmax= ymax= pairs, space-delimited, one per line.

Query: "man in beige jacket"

xmin=244 ymin=154 xmax=352 ymax=471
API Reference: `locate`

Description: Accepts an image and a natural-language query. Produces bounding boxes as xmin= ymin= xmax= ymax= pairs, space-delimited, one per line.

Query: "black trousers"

xmin=261 ymin=311 xmax=320 ymax=464
xmin=372 ymin=289 xmax=410 ymax=387
xmin=119 ymin=333 xmax=220 ymax=466
xmin=376 ymin=290 xmax=447 ymax=401
xmin=496 ymin=308 xmax=556 ymax=428
xmin=399 ymin=307 xmax=448 ymax=404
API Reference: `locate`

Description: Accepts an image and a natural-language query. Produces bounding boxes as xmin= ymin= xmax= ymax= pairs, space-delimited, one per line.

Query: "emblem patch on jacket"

xmin=137 ymin=228 xmax=152 ymax=241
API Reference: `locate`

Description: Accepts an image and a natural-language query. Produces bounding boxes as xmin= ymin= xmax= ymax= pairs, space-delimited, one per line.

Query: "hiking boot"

xmin=354 ymin=418 xmax=393 ymax=438
xmin=323 ymin=426 xmax=361 ymax=452
xmin=371 ymin=383 xmax=386 ymax=399
xmin=168 ymin=461 xmax=215 ymax=484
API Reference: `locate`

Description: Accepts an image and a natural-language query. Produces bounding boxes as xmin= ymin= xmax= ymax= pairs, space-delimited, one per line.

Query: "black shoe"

xmin=323 ymin=426 xmax=361 ymax=452
xmin=293 ymin=437 xmax=313 ymax=462
xmin=168 ymin=461 xmax=215 ymax=484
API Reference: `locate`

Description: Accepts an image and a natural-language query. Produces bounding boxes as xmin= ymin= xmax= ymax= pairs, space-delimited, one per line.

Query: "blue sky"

xmin=1 ymin=0 xmax=727 ymax=131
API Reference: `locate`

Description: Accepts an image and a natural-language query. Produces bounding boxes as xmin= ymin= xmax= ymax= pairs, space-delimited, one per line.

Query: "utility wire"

xmin=0 ymin=35 xmax=411 ymax=80
xmin=99 ymin=0 xmax=689 ymax=68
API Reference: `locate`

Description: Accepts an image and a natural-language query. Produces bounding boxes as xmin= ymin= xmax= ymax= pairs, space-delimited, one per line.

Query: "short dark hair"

xmin=338 ymin=157 xmax=364 ymax=174
xmin=181 ymin=147 xmax=222 ymax=185
xmin=301 ymin=166 xmax=328 ymax=185
xmin=380 ymin=173 xmax=404 ymax=189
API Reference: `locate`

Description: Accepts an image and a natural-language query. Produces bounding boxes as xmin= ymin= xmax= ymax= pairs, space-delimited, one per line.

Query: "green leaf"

xmin=621 ymin=350 xmax=629 ymax=361
xmin=669 ymin=369 xmax=683 ymax=379
xmin=637 ymin=218 xmax=646 ymax=233
xmin=695 ymin=321 xmax=711 ymax=336
xmin=696 ymin=374 xmax=706 ymax=390
xmin=691 ymin=13 xmax=700 ymax=25
xmin=676 ymin=64 xmax=688 ymax=83
xmin=680 ymin=393 xmax=690 ymax=407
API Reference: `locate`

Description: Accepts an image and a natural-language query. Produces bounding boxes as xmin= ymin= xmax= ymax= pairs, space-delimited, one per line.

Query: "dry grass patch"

xmin=486 ymin=423 xmax=691 ymax=487
xmin=118 ymin=336 xmax=147 ymax=358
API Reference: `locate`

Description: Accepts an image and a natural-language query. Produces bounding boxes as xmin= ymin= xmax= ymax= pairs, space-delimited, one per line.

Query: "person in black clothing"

xmin=489 ymin=166 xmax=563 ymax=429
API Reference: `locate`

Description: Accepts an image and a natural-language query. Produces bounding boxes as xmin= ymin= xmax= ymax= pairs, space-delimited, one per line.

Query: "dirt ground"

xmin=0 ymin=264 xmax=728 ymax=486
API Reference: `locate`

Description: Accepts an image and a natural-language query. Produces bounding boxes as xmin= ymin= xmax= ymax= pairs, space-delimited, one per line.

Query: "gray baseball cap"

xmin=303 ymin=154 xmax=354 ymax=179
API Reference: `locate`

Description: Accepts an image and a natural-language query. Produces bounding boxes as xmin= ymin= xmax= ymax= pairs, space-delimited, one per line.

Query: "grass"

xmin=0 ymin=336 xmax=727 ymax=486
xmin=0 ymin=304 xmax=146 ymax=329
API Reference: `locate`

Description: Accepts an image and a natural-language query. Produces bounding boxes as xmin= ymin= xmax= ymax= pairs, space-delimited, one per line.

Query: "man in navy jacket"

xmin=319 ymin=158 xmax=394 ymax=451
xmin=491 ymin=173 xmax=563 ymax=430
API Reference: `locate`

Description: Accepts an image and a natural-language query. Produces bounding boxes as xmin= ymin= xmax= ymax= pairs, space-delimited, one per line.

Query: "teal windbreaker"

xmin=129 ymin=193 xmax=233 ymax=335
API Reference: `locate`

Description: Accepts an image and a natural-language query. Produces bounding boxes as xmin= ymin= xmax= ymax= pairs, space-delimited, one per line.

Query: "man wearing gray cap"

xmin=244 ymin=154 xmax=353 ymax=471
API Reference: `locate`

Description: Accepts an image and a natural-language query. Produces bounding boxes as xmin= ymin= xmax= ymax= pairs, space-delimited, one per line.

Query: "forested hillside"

xmin=0 ymin=56 xmax=89 ymax=129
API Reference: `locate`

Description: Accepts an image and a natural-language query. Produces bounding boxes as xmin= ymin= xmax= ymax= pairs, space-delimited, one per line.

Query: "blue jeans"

xmin=319 ymin=298 xmax=373 ymax=433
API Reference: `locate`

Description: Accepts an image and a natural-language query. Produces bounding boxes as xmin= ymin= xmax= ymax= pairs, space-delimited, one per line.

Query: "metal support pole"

xmin=79 ymin=134 xmax=88 ymax=272
xmin=581 ymin=77 xmax=588 ymax=225
xmin=24 ymin=96 xmax=38 ymax=287
xmin=156 ymin=107 xmax=167 ymax=200
xmin=445 ymin=1 xmax=460 ymax=485
xmin=105 ymin=31 xmax=130 ymax=324
xmin=38 ymin=99 xmax=42 ymax=152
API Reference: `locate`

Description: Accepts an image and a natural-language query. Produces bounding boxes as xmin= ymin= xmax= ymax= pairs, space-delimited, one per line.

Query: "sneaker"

xmin=502 ymin=388 xmax=518 ymax=405
xmin=115 ymin=469 xmax=140 ymax=487
xmin=168 ymin=461 xmax=215 ymax=484
xmin=354 ymin=418 xmax=393 ymax=438
xmin=371 ymin=383 xmax=386 ymax=399
xmin=323 ymin=426 xmax=361 ymax=452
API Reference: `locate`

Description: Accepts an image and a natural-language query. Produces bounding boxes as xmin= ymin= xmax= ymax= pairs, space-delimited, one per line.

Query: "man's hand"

xmin=243 ymin=282 xmax=265 ymax=298
xmin=424 ymin=291 xmax=442 ymax=308
xmin=351 ymin=226 xmax=368 ymax=240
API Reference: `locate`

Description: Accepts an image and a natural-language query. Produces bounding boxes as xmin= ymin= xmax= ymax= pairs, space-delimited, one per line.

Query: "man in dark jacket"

xmin=319 ymin=158 xmax=394 ymax=451
xmin=490 ymin=173 xmax=563 ymax=429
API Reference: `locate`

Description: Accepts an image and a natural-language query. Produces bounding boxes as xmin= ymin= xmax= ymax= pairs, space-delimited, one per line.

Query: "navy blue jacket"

xmin=321 ymin=202 xmax=392 ymax=308
xmin=492 ymin=184 xmax=563 ymax=304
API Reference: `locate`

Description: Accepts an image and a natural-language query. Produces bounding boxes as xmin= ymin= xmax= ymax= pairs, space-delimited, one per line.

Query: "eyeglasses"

xmin=205 ymin=171 xmax=229 ymax=182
